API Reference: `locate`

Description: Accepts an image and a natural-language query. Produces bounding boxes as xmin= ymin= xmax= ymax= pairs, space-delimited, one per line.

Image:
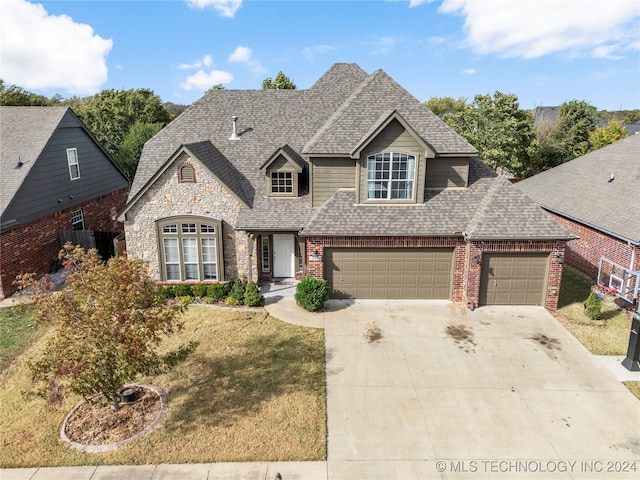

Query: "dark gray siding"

xmin=425 ymin=158 xmax=469 ymax=189
xmin=311 ymin=157 xmax=356 ymax=207
xmin=3 ymin=112 xmax=128 ymax=227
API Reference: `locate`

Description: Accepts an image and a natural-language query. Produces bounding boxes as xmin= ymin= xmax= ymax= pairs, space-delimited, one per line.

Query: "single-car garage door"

xmin=325 ymin=248 xmax=453 ymax=299
xmin=479 ymin=253 xmax=549 ymax=306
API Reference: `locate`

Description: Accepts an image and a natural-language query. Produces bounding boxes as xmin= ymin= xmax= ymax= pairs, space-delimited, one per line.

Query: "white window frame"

xmin=158 ymin=218 xmax=221 ymax=281
xmin=262 ymin=236 xmax=270 ymax=272
xmin=366 ymin=152 xmax=416 ymax=200
xmin=67 ymin=148 xmax=80 ymax=180
xmin=70 ymin=209 xmax=84 ymax=230
xmin=270 ymin=171 xmax=294 ymax=195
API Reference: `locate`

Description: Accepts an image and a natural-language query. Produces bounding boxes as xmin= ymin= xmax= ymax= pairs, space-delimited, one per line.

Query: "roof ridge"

xmin=464 ymin=176 xmax=509 ymax=239
xmin=303 ymin=70 xmax=383 ymax=153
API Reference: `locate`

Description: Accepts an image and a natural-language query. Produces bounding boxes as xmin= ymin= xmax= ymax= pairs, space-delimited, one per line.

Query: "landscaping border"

xmin=60 ymin=384 xmax=167 ymax=453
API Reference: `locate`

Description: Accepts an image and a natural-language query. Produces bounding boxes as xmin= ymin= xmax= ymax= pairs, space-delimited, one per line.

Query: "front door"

xmin=273 ymin=234 xmax=295 ymax=277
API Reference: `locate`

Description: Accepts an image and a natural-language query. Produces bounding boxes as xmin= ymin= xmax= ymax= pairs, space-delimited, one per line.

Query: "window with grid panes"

xmin=366 ymin=152 xmax=415 ymax=200
xmin=158 ymin=218 xmax=221 ymax=281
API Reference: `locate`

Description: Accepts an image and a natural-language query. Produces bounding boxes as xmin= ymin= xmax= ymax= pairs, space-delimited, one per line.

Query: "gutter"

xmin=542 ymin=207 xmax=640 ymax=247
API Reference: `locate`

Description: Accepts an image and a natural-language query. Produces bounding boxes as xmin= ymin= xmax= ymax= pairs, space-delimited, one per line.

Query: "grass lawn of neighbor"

xmin=554 ymin=266 xmax=639 ymax=400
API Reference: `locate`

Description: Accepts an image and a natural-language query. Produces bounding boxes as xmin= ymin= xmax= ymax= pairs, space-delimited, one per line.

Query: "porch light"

xmin=472 ymin=254 xmax=481 ymax=265
xmin=555 ymin=253 xmax=564 ymax=264
xmin=310 ymin=249 xmax=322 ymax=261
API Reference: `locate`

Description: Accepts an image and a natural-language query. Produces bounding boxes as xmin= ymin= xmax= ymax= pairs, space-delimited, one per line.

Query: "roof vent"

xmin=608 ymin=173 xmax=615 ymax=183
xmin=15 ymin=156 xmax=23 ymax=169
xmin=229 ymin=115 xmax=239 ymax=141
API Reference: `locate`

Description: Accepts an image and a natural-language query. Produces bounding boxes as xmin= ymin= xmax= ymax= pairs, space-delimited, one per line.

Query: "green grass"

xmin=0 ymin=306 xmax=326 ymax=467
xmin=555 ymin=267 xmax=634 ymax=355
xmin=0 ymin=306 xmax=37 ymax=370
xmin=554 ymin=267 xmax=639 ymax=400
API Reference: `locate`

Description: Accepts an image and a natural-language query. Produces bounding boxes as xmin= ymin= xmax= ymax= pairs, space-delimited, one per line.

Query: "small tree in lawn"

xmin=16 ymin=244 xmax=186 ymax=411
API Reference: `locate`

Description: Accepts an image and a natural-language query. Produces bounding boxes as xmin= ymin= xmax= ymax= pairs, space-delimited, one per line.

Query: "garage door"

xmin=479 ymin=253 xmax=549 ymax=306
xmin=325 ymin=248 xmax=453 ymax=299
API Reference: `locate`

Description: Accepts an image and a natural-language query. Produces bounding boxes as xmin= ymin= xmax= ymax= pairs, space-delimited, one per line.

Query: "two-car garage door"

xmin=325 ymin=248 xmax=550 ymax=305
xmin=325 ymin=248 xmax=453 ymax=299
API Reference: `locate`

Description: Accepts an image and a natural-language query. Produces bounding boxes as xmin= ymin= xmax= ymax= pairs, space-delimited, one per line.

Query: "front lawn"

xmin=0 ymin=306 xmax=326 ymax=467
xmin=554 ymin=266 xmax=639 ymax=400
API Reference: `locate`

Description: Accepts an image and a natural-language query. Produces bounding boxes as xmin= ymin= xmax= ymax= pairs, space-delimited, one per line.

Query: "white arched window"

xmin=157 ymin=217 xmax=223 ymax=281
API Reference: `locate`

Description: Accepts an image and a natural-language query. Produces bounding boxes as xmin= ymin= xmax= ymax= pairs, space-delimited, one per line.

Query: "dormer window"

xmin=367 ymin=152 xmax=415 ymax=200
xmin=261 ymin=145 xmax=305 ymax=197
xmin=271 ymin=171 xmax=294 ymax=195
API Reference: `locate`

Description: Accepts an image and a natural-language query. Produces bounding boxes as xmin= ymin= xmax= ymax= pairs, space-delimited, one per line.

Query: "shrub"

xmin=206 ymin=283 xmax=228 ymax=302
xmin=191 ymin=284 xmax=208 ymax=299
xmin=225 ymin=296 xmax=243 ymax=306
xmin=295 ymin=277 xmax=329 ymax=312
xmin=227 ymin=278 xmax=247 ymax=304
xmin=244 ymin=282 xmax=264 ymax=307
xmin=584 ymin=291 xmax=603 ymax=320
xmin=156 ymin=285 xmax=176 ymax=301
xmin=174 ymin=284 xmax=192 ymax=297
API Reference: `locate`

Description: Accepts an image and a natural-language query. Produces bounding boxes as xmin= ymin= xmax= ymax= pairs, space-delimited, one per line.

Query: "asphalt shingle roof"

xmin=303 ymin=70 xmax=477 ymax=155
xmin=516 ymin=135 xmax=640 ymax=244
xmin=301 ymin=158 xmax=573 ymax=239
xmin=0 ymin=107 xmax=69 ymax=216
xmin=126 ymin=63 xmax=569 ymax=240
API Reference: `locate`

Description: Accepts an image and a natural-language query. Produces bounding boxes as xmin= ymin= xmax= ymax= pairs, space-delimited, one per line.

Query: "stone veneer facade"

xmin=122 ymin=154 xmax=256 ymax=282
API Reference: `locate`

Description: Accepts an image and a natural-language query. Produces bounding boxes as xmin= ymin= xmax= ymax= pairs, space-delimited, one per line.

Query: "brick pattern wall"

xmin=122 ymin=154 xmax=256 ymax=283
xmin=549 ymin=212 xmax=640 ymax=279
xmin=304 ymin=236 xmax=566 ymax=310
xmin=0 ymin=188 xmax=128 ymax=299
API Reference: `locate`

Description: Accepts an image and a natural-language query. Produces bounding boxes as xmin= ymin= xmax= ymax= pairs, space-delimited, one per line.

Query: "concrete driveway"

xmin=319 ymin=300 xmax=640 ymax=479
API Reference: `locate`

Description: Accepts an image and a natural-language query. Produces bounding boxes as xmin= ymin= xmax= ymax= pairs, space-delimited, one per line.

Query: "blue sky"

xmin=1 ymin=0 xmax=639 ymax=110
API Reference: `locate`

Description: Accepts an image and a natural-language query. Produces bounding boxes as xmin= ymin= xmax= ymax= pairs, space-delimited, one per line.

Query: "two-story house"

xmin=118 ymin=64 xmax=572 ymax=309
xmin=1 ymin=107 xmax=129 ymax=299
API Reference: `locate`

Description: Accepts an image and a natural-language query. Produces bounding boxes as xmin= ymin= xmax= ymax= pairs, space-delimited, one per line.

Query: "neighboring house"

xmin=516 ymin=135 xmax=640 ymax=304
xmin=1 ymin=107 xmax=130 ymax=299
xmin=119 ymin=63 xmax=573 ymax=309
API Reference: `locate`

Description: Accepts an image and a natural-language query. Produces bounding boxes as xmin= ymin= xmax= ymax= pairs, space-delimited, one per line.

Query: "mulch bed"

xmin=63 ymin=385 xmax=163 ymax=447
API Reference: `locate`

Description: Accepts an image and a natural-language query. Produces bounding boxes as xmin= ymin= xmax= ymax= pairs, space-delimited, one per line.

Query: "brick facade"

xmin=122 ymin=154 xmax=257 ymax=283
xmin=0 ymin=188 xmax=128 ymax=299
xmin=303 ymin=236 xmax=565 ymax=310
xmin=549 ymin=212 xmax=640 ymax=280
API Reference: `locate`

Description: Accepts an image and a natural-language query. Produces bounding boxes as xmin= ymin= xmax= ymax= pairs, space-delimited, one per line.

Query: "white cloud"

xmin=186 ymin=0 xmax=242 ymax=18
xmin=178 ymin=54 xmax=214 ymax=70
xmin=228 ymin=46 xmax=251 ymax=63
xmin=227 ymin=46 xmax=266 ymax=73
xmin=364 ymin=36 xmax=401 ymax=55
xmin=461 ymin=68 xmax=476 ymax=75
xmin=408 ymin=0 xmax=432 ymax=7
xmin=302 ymin=44 xmax=337 ymax=60
xmin=0 ymin=0 xmax=112 ymax=94
xmin=439 ymin=0 xmax=640 ymax=59
xmin=180 ymin=69 xmax=233 ymax=91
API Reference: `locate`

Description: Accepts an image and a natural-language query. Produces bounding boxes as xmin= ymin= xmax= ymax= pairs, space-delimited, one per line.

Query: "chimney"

xmin=229 ymin=115 xmax=239 ymax=140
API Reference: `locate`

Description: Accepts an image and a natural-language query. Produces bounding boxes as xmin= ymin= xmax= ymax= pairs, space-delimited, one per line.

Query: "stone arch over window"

xmin=178 ymin=163 xmax=196 ymax=183
xmin=156 ymin=216 xmax=224 ymax=281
